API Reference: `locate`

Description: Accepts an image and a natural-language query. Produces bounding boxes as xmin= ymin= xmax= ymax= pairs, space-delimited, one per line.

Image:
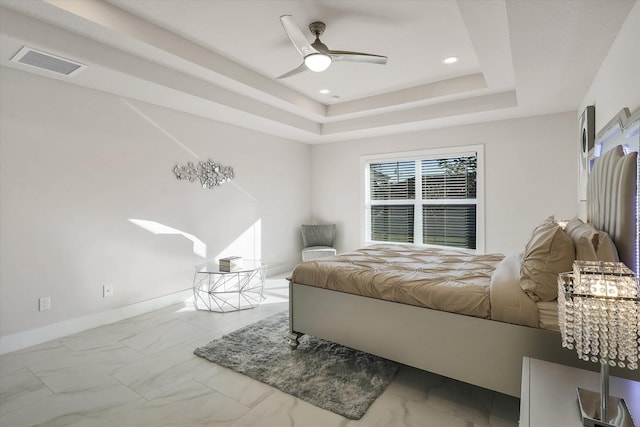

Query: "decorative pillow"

xmin=301 ymin=224 xmax=336 ymax=247
xmin=565 ymin=218 xmax=599 ymax=261
xmin=573 ymin=235 xmax=599 ymax=260
xmin=565 ymin=217 xmax=619 ymax=262
xmin=564 ymin=217 xmax=585 ymax=237
xmin=596 ymin=231 xmax=619 ymax=262
xmin=520 ymin=217 xmax=575 ymax=302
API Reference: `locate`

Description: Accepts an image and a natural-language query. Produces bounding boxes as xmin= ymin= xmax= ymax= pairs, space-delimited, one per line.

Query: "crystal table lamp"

xmin=558 ymin=261 xmax=639 ymax=427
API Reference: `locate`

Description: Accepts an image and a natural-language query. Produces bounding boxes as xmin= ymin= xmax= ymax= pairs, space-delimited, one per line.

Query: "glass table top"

xmin=195 ymin=259 xmax=265 ymax=274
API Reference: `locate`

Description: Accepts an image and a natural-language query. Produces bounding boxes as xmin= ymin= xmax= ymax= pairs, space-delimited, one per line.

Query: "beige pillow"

xmin=565 ymin=218 xmax=598 ymax=260
xmin=573 ymin=235 xmax=599 ymax=260
xmin=565 ymin=217 xmax=619 ymax=262
xmin=596 ymin=231 xmax=619 ymax=262
xmin=564 ymin=217 xmax=584 ymax=236
xmin=520 ymin=218 xmax=575 ymax=301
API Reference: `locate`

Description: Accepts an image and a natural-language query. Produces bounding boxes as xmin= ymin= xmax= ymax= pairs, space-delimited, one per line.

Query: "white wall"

xmin=0 ymin=67 xmax=311 ymax=344
xmin=311 ymin=112 xmax=577 ymax=256
xmin=576 ymin=0 xmax=639 ymax=266
xmin=579 ymin=1 xmax=640 ymax=132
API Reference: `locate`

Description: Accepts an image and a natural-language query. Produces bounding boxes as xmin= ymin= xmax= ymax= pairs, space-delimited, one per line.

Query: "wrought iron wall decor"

xmin=173 ymin=159 xmax=234 ymax=189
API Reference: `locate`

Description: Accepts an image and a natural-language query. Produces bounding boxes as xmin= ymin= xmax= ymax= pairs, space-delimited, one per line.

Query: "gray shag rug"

xmin=193 ymin=311 xmax=399 ymax=420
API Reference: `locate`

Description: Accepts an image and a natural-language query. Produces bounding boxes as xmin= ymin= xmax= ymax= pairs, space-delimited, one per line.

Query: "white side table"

xmin=520 ymin=357 xmax=640 ymax=427
xmin=193 ymin=260 xmax=266 ymax=312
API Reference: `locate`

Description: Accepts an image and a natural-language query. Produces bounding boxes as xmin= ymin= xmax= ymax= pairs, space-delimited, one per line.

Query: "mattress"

xmin=537 ymin=301 xmax=559 ymax=332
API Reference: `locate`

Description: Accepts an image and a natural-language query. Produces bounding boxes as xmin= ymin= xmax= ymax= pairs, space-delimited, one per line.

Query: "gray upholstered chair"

xmin=301 ymin=224 xmax=337 ymax=261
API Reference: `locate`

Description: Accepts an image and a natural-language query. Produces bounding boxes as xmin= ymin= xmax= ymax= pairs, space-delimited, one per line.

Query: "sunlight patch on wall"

xmin=213 ymin=218 xmax=262 ymax=262
xmin=129 ymin=218 xmax=207 ymax=258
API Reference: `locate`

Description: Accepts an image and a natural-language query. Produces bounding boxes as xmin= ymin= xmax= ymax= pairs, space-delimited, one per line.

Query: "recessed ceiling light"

xmin=442 ymin=56 xmax=459 ymax=64
xmin=319 ymin=89 xmax=330 ymax=95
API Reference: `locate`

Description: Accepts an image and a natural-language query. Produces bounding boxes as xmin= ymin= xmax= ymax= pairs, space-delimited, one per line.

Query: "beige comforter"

xmin=291 ymin=244 xmax=541 ymax=326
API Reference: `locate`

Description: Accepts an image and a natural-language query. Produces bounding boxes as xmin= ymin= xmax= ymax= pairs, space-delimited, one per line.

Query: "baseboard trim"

xmin=0 ymin=288 xmax=193 ymax=355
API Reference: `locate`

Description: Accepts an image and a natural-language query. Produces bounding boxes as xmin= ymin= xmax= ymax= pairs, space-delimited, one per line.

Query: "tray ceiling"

xmin=0 ymin=0 xmax=635 ymax=143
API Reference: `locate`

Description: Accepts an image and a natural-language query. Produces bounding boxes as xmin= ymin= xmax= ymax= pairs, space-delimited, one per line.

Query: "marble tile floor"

xmin=0 ymin=274 xmax=520 ymax=426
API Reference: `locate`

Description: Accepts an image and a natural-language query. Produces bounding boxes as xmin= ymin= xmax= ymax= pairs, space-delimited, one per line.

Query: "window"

xmin=363 ymin=146 xmax=483 ymax=251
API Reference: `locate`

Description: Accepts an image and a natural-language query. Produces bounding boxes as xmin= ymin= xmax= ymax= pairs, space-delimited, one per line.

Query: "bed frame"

xmin=289 ymin=118 xmax=639 ymax=397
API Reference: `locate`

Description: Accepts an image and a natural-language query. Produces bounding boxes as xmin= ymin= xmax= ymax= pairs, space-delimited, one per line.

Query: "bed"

xmin=288 ymin=112 xmax=639 ymax=398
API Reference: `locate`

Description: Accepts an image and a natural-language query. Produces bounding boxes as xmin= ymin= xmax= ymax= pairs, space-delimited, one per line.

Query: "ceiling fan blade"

xmin=280 ymin=15 xmax=318 ymax=57
xmin=276 ymin=63 xmax=308 ymax=79
xmin=329 ymin=50 xmax=388 ymax=65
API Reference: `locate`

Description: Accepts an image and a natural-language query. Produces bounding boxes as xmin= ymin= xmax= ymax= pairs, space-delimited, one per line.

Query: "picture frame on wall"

xmin=578 ymin=105 xmax=595 ymax=201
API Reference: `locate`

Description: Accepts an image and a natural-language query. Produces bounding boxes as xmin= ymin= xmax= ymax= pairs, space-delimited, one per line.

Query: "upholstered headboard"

xmin=586 ymin=145 xmax=637 ymax=273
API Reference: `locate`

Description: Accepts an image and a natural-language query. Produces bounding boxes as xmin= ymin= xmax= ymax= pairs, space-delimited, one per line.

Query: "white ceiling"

xmin=0 ymin=0 xmax=635 ymax=143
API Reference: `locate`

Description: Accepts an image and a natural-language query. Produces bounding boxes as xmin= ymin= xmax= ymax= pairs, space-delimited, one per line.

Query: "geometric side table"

xmin=193 ymin=260 xmax=266 ymax=312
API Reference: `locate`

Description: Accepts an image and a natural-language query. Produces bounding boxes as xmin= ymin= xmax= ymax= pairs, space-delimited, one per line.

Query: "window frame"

xmin=361 ymin=145 xmax=485 ymax=253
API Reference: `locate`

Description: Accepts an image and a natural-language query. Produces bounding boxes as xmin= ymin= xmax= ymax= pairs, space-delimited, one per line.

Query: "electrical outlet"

xmin=103 ymin=284 xmax=114 ymax=297
xmin=39 ymin=296 xmax=51 ymax=311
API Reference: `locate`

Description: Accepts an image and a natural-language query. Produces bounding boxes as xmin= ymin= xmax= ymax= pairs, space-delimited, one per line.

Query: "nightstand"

xmin=520 ymin=357 xmax=640 ymax=427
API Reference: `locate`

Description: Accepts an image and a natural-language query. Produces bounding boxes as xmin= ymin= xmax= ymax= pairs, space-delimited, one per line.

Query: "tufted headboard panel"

xmin=586 ymin=145 xmax=637 ymax=273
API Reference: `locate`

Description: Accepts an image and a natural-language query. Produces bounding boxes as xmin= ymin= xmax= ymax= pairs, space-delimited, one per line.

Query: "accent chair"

xmin=301 ymin=224 xmax=337 ymax=261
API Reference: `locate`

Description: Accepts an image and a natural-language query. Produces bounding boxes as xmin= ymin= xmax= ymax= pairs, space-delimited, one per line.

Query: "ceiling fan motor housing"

xmin=309 ymin=21 xmax=326 ymax=36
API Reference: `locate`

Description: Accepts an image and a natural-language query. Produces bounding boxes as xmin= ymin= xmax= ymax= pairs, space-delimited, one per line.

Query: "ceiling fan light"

xmin=304 ymin=53 xmax=331 ymax=72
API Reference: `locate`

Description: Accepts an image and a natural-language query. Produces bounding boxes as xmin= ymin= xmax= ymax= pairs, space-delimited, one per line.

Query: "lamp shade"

xmin=304 ymin=53 xmax=331 ymax=72
xmin=558 ymin=261 xmax=639 ymax=370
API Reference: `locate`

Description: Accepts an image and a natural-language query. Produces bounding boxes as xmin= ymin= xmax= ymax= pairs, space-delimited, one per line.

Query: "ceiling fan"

xmin=277 ymin=15 xmax=388 ymax=79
